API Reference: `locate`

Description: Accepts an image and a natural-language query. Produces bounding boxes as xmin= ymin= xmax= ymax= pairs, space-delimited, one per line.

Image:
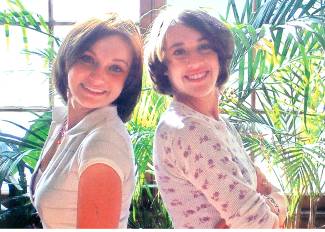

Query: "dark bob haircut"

xmin=146 ymin=8 xmax=234 ymax=96
xmin=53 ymin=13 xmax=143 ymax=122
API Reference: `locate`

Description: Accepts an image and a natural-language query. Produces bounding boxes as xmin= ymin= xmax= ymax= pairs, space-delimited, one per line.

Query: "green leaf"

xmin=238 ymin=56 xmax=245 ymax=99
xmin=287 ymin=0 xmax=303 ymax=20
xmin=299 ymin=0 xmax=318 ymax=17
xmin=229 ymin=0 xmax=240 ymax=23
xmin=280 ymin=34 xmax=293 ymax=64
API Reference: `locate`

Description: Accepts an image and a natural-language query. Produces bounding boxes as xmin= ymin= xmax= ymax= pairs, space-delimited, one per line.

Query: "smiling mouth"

xmin=185 ymin=71 xmax=209 ymax=81
xmin=81 ymin=83 xmax=107 ymax=95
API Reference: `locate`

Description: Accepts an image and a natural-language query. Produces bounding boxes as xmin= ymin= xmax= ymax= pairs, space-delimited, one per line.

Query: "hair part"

xmin=53 ymin=13 xmax=143 ymax=122
xmin=145 ymin=8 xmax=234 ymax=96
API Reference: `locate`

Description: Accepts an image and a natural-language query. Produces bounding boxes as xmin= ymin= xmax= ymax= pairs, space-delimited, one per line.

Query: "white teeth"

xmin=83 ymin=84 xmax=105 ymax=94
xmin=187 ymin=72 xmax=207 ymax=80
xmin=87 ymin=87 xmax=105 ymax=93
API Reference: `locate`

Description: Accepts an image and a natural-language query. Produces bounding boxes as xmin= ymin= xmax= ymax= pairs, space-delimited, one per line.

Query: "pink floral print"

xmin=153 ymin=101 xmax=280 ymax=228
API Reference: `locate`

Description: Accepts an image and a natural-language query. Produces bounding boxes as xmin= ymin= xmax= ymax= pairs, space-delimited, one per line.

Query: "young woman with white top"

xmin=29 ymin=13 xmax=143 ymax=228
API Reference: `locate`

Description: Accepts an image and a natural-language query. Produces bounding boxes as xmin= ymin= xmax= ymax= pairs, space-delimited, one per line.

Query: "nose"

xmin=186 ymin=50 xmax=204 ymax=69
xmin=89 ymin=66 xmax=106 ymax=84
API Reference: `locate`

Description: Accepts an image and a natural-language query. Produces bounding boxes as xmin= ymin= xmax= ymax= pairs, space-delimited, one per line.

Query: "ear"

xmin=164 ymin=70 xmax=168 ymax=76
xmin=67 ymin=88 xmax=71 ymax=99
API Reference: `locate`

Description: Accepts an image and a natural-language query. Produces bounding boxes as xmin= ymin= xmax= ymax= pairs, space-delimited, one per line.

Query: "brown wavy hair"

xmin=53 ymin=13 xmax=143 ymax=122
xmin=146 ymin=8 xmax=234 ymax=96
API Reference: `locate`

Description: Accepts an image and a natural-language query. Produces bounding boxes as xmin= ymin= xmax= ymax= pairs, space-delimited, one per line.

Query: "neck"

xmin=66 ymin=100 xmax=94 ymax=130
xmin=174 ymin=89 xmax=221 ymax=120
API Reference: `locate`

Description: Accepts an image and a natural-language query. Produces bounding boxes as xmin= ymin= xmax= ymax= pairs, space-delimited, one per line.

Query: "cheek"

xmin=67 ymin=70 xmax=77 ymax=90
xmin=67 ymin=65 xmax=88 ymax=84
xmin=167 ymin=62 xmax=181 ymax=78
xmin=215 ymin=62 xmax=220 ymax=75
xmin=66 ymin=68 xmax=83 ymax=96
xmin=67 ymin=66 xmax=78 ymax=81
xmin=212 ymin=56 xmax=220 ymax=75
xmin=112 ymin=76 xmax=127 ymax=94
xmin=167 ymin=69 xmax=177 ymax=86
xmin=67 ymin=70 xmax=73 ymax=89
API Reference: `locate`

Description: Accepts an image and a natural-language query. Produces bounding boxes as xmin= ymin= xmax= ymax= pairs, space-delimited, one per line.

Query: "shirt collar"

xmin=170 ymin=99 xmax=225 ymax=123
xmin=52 ymin=105 xmax=119 ymax=135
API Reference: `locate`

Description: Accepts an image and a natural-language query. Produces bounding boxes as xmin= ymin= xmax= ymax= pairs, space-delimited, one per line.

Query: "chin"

xmin=188 ymin=90 xmax=214 ymax=98
xmin=78 ymin=102 xmax=106 ymax=110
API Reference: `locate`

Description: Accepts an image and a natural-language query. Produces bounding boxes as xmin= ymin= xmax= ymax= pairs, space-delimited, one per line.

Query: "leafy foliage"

xmin=0 ymin=112 xmax=50 ymax=227
xmin=0 ymin=0 xmax=324 ymax=229
xmin=0 ymin=0 xmax=59 ymax=46
xmin=127 ymin=73 xmax=172 ymax=228
xmin=222 ymin=0 xmax=325 ymax=228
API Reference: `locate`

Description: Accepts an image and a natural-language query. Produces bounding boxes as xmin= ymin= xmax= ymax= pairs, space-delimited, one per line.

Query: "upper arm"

xmin=77 ymin=163 xmax=122 ymax=228
xmin=78 ymin=130 xmax=131 ymax=181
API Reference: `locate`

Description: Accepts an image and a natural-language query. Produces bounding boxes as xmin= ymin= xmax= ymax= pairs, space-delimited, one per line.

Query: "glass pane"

xmin=0 ymin=111 xmax=47 ymax=195
xmin=0 ymin=26 xmax=50 ymax=107
xmin=0 ymin=0 xmax=48 ymax=19
xmin=52 ymin=0 xmax=140 ymax=23
xmin=167 ymin=0 xmax=246 ymax=21
xmin=53 ymin=25 xmax=74 ymax=42
xmin=0 ymin=112 xmax=42 ymax=137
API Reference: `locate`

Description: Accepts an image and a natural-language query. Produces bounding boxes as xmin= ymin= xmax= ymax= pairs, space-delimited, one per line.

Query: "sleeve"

xmin=228 ymin=119 xmax=288 ymax=221
xmin=77 ymin=129 xmax=132 ymax=182
xmin=223 ymin=119 xmax=245 ymax=150
xmin=267 ymin=187 xmax=288 ymax=226
xmin=171 ymin=119 xmax=279 ymax=228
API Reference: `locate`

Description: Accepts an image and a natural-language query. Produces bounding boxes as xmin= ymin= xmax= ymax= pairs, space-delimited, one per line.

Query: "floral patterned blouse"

xmin=153 ymin=100 xmax=279 ymax=228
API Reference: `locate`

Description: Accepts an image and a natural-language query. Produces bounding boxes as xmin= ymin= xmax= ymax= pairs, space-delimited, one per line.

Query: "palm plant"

xmin=221 ymin=0 xmax=325 ymax=228
xmin=0 ymin=0 xmax=172 ymax=227
xmin=0 ymin=0 xmax=59 ymax=48
xmin=124 ymin=0 xmax=325 ymax=228
xmin=0 ymin=112 xmax=50 ymax=228
xmin=127 ymin=73 xmax=172 ymax=228
xmin=1 ymin=0 xmax=324 ymax=229
xmin=0 ymin=0 xmax=55 ymax=227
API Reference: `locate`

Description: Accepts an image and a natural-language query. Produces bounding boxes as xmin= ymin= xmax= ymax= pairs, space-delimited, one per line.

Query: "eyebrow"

xmin=167 ymin=37 xmax=208 ymax=50
xmin=85 ymin=50 xmax=130 ymax=67
xmin=113 ymin=58 xmax=130 ymax=68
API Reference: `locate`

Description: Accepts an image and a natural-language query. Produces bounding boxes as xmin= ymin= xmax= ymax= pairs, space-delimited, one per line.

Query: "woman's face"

xmin=67 ymin=34 xmax=132 ymax=115
xmin=164 ymin=23 xmax=220 ymax=104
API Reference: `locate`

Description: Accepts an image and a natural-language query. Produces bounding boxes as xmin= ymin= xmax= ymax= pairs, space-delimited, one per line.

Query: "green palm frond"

xmin=0 ymin=0 xmax=60 ymax=46
xmin=222 ymin=1 xmax=324 ymax=222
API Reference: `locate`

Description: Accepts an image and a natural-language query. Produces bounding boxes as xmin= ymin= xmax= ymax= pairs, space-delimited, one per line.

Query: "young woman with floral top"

xmin=146 ymin=8 xmax=287 ymax=228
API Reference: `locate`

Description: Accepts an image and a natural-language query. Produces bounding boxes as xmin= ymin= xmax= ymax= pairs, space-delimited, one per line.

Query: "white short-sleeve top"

xmin=153 ymin=100 xmax=279 ymax=228
xmin=29 ymin=106 xmax=135 ymax=228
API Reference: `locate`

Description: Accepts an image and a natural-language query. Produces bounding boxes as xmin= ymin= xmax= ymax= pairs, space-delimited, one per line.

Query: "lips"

xmin=185 ymin=71 xmax=209 ymax=81
xmin=81 ymin=83 xmax=107 ymax=95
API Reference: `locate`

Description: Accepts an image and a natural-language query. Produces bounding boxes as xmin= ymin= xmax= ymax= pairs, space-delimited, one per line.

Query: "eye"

xmin=198 ymin=43 xmax=213 ymax=53
xmin=173 ymin=48 xmax=186 ymax=56
xmin=79 ymin=54 xmax=95 ymax=64
xmin=108 ymin=64 xmax=124 ymax=73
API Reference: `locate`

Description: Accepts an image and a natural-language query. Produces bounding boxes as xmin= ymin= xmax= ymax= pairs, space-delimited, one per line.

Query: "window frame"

xmin=0 ymin=0 xmax=166 ymax=112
